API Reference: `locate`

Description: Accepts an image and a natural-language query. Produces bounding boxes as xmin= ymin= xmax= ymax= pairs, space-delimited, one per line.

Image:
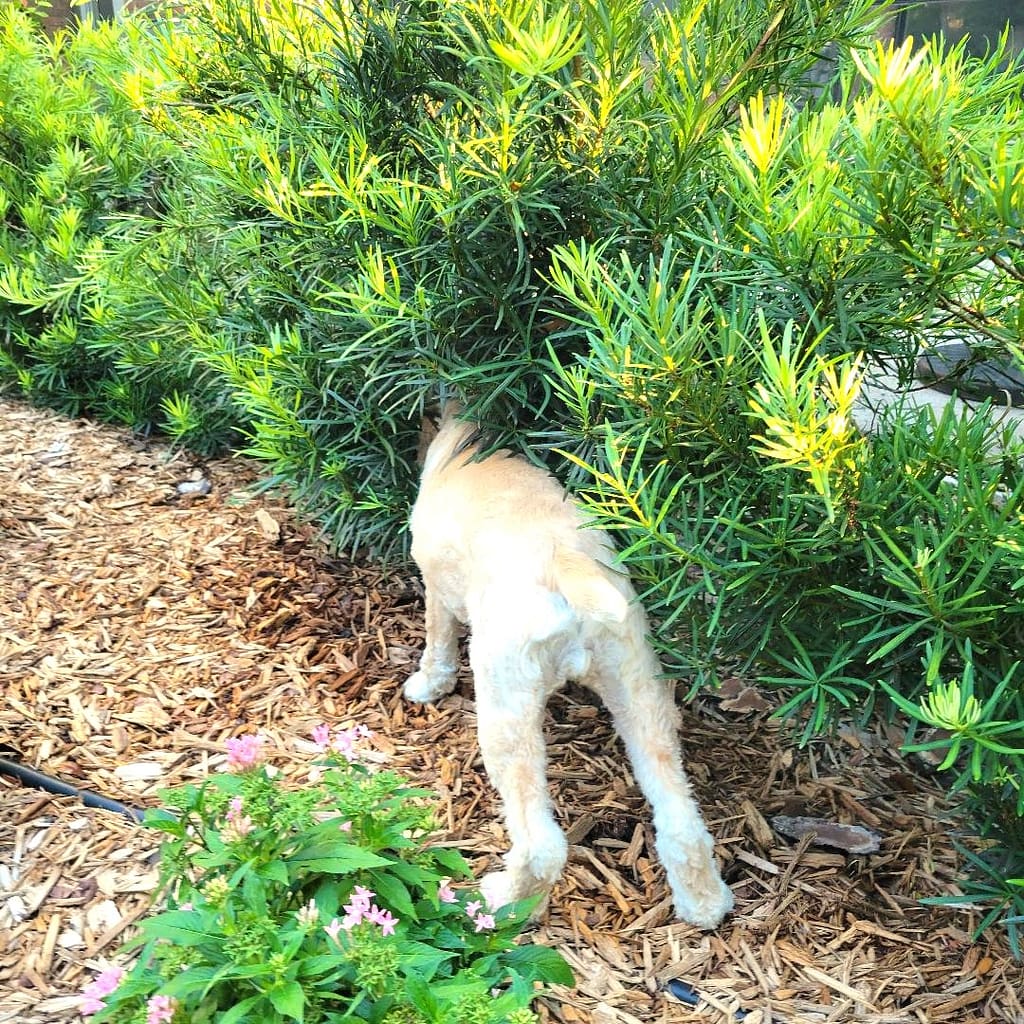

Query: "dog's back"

xmin=411 ymin=407 xmax=630 ymax=643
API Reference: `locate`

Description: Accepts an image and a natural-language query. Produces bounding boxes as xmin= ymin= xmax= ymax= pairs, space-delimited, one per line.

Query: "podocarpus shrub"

xmin=2 ymin=0 xmax=1023 ymax=946
xmin=539 ymin=38 xmax=1024 ymax=946
xmin=0 ymin=5 xmax=240 ymax=449
xmin=111 ymin=0 xmax=882 ymax=551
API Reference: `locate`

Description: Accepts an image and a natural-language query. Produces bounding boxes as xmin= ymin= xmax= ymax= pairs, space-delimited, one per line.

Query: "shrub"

xmin=0 ymin=6 xmax=241 ymax=450
xmin=540 ymin=36 xmax=1024 ymax=947
xmin=103 ymin=0 xmax=878 ymax=551
xmin=82 ymin=728 xmax=570 ymax=1024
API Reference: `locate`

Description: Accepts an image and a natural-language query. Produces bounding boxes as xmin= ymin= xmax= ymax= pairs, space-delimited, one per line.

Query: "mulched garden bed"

xmin=1 ymin=397 xmax=1021 ymax=1023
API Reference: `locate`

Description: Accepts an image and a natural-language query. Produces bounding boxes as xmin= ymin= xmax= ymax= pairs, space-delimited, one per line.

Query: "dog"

xmin=404 ymin=403 xmax=733 ymax=929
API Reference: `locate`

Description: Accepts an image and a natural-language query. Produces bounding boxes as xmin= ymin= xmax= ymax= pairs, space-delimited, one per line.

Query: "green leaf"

xmin=428 ymin=846 xmax=472 ymax=878
xmin=497 ymin=944 xmax=574 ymax=986
xmin=404 ymin=974 xmax=440 ymax=1020
xmin=161 ymin=964 xmax=225 ymax=999
xmin=397 ymin=941 xmax=458 ymax=980
xmin=286 ymin=844 xmax=391 ymax=876
xmin=258 ymin=858 xmax=290 ymax=885
xmin=217 ymin=996 xmax=265 ymax=1024
xmin=268 ymin=979 xmax=305 ymax=1022
xmin=367 ymin=870 xmax=417 ymax=921
xmin=138 ymin=910 xmax=218 ymax=948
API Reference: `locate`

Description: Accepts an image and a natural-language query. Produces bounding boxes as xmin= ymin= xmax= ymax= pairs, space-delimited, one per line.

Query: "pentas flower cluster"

xmin=221 ymin=796 xmax=255 ymax=843
xmin=145 ymin=995 xmax=177 ymax=1024
xmin=312 ymin=722 xmax=371 ymax=761
xmin=80 ymin=966 xmax=177 ymax=1023
xmin=464 ymin=899 xmax=496 ymax=933
xmin=224 ymin=733 xmax=264 ymax=772
xmin=80 ymin=966 xmax=124 ymax=1017
xmin=438 ymin=878 xmax=495 ymax=931
xmin=438 ymin=877 xmax=458 ymax=904
xmin=75 ymin=727 xmax=567 ymax=1024
xmin=324 ymin=886 xmax=399 ymax=939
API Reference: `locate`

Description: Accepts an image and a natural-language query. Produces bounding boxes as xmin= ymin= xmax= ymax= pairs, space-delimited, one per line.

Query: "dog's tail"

xmin=550 ymin=548 xmax=630 ymax=625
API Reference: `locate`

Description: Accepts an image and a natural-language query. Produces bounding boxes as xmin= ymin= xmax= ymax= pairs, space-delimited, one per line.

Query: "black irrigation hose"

xmin=0 ymin=756 xmax=144 ymax=822
xmin=666 ymin=979 xmax=748 ymax=1020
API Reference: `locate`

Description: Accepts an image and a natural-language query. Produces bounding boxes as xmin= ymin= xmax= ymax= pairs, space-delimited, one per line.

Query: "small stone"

xmin=255 ymin=508 xmax=281 ymax=541
xmin=176 ymin=478 xmax=212 ymax=496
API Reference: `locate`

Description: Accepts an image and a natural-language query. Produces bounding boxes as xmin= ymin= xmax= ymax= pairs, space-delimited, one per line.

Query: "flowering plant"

xmin=82 ymin=727 xmax=571 ymax=1023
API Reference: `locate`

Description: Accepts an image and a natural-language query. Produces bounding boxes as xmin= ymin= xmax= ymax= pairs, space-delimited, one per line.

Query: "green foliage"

xmin=0 ymin=5 xmax=239 ymax=449
xmin=3 ymin=0 xmax=1024 ymax=946
xmin=107 ymin=0 xmax=879 ymax=552
xmin=84 ymin=729 xmax=569 ymax=1023
xmin=537 ymin=28 xmax=1024 ymax=944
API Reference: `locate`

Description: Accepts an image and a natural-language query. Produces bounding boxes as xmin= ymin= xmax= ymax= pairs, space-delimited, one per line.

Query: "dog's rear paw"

xmin=658 ymin=831 xmax=734 ymax=930
xmin=403 ymin=668 xmax=457 ymax=704
xmin=673 ymin=876 xmax=734 ymax=931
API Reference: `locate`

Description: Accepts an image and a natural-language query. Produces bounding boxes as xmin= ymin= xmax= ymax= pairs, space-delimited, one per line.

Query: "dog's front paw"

xmin=480 ymin=870 xmax=550 ymax=919
xmin=480 ymin=870 xmax=520 ymax=911
xmin=403 ymin=668 xmax=457 ymax=704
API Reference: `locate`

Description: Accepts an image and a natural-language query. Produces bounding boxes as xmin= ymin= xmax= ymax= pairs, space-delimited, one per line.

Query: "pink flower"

xmin=80 ymin=965 xmax=124 ymax=1017
xmin=80 ymin=996 xmax=106 ymax=1017
xmin=437 ymin=878 xmax=458 ymax=904
xmin=92 ymin=966 xmax=124 ymax=996
xmin=330 ymin=724 xmax=372 ymax=760
xmin=225 ymin=734 xmax=264 ymax=772
xmin=146 ymin=994 xmax=177 ymax=1024
xmin=331 ymin=729 xmax=357 ymax=759
xmin=311 ymin=724 xmax=331 ymax=750
xmin=465 ymin=900 xmax=482 ymax=918
xmin=340 ymin=886 xmax=371 ymax=925
xmin=221 ymin=816 xmax=254 ymax=842
xmin=369 ymin=905 xmax=398 ymax=936
xmin=342 ymin=902 xmax=365 ymax=925
xmin=221 ymin=797 xmax=255 ymax=842
xmin=324 ymin=918 xmax=343 ymax=943
xmin=473 ymin=913 xmax=495 ymax=932
xmin=339 ymin=820 xmax=352 ymax=832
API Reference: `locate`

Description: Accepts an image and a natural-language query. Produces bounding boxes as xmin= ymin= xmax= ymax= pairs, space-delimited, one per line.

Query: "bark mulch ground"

xmin=1 ymin=398 xmax=1022 ymax=1023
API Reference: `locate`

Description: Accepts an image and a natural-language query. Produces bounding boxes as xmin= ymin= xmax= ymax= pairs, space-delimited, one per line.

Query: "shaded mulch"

xmin=1 ymin=397 xmax=1022 ymax=1023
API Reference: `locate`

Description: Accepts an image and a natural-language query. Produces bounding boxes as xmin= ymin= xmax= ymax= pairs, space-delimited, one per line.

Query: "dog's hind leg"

xmin=404 ymin=585 xmax=460 ymax=703
xmin=588 ymin=621 xmax=733 ymax=930
xmin=470 ymin=636 xmax=567 ymax=913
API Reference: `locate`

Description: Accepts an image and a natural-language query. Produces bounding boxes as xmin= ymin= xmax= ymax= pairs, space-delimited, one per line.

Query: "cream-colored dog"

xmin=404 ymin=404 xmax=733 ymax=929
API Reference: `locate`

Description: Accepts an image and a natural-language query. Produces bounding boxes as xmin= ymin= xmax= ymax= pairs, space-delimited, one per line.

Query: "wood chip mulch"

xmin=1 ymin=397 xmax=1022 ymax=1024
